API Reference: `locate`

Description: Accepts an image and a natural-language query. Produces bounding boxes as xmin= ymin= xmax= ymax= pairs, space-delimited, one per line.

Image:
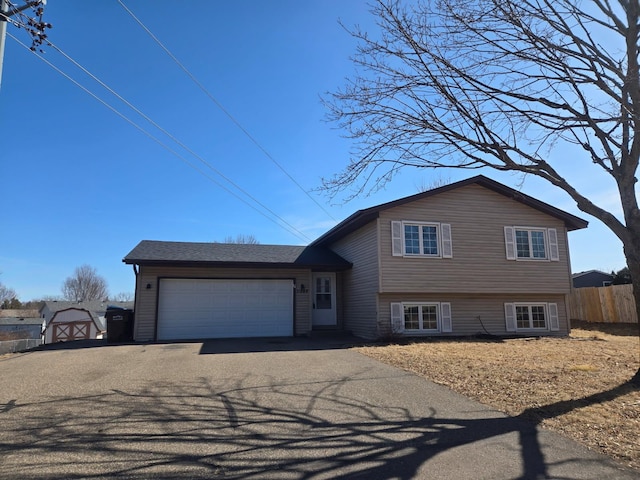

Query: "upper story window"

xmin=516 ymin=228 xmax=547 ymax=259
xmin=505 ymin=226 xmax=559 ymax=262
xmin=404 ymin=224 xmax=439 ymax=255
xmin=392 ymin=221 xmax=453 ymax=258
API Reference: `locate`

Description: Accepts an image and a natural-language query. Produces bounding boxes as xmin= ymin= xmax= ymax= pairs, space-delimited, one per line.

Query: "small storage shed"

xmin=43 ymin=307 xmax=104 ymax=343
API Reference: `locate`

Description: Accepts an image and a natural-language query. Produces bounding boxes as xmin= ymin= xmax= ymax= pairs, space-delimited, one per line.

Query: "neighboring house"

xmin=572 ymin=270 xmax=615 ymax=288
xmin=40 ymin=300 xmax=134 ymax=343
xmin=123 ymin=175 xmax=588 ymax=341
xmin=0 ymin=317 xmax=43 ymax=340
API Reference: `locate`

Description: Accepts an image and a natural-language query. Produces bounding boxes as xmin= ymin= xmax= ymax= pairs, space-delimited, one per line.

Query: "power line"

xmin=117 ymin=0 xmax=337 ymax=222
xmin=7 ymin=32 xmax=313 ymax=243
xmin=42 ymin=38 xmax=313 ymax=243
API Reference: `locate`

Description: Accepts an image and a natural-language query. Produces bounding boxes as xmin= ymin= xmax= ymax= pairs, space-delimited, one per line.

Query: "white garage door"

xmin=157 ymin=279 xmax=294 ymax=340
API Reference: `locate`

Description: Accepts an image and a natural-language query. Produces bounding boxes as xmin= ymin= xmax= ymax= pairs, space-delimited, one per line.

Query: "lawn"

xmin=355 ymin=321 xmax=640 ymax=471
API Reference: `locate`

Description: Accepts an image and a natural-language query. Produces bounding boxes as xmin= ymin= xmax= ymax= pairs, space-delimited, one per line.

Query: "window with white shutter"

xmin=391 ymin=221 xmax=452 ymax=258
xmin=505 ymin=226 xmax=559 ymax=261
xmin=440 ymin=303 xmax=452 ymax=332
xmin=547 ymin=229 xmax=559 ymax=261
xmin=390 ymin=302 xmax=404 ymax=333
xmin=391 ymin=221 xmax=403 ymax=257
xmin=504 ymin=303 xmax=517 ymax=332
xmin=505 ymin=302 xmax=557 ymax=332
xmin=393 ymin=301 xmax=451 ymax=334
xmin=548 ymin=303 xmax=559 ymax=331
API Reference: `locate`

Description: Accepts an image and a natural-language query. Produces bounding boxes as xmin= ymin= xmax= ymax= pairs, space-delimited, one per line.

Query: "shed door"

xmin=157 ymin=279 xmax=294 ymax=340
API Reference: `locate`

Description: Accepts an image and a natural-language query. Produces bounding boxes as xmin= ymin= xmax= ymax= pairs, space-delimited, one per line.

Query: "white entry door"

xmin=312 ymin=272 xmax=337 ymax=327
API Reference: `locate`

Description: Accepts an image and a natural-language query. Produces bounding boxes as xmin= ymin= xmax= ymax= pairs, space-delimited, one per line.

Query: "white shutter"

xmin=504 ymin=303 xmax=517 ymax=332
xmin=441 ymin=223 xmax=453 ymax=258
xmin=391 ymin=221 xmax=403 ymax=256
xmin=547 ymin=228 xmax=559 ymax=261
xmin=548 ymin=303 xmax=560 ymax=331
xmin=390 ymin=302 xmax=404 ymax=333
xmin=504 ymin=227 xmax=516 ymax=260
xmin=440 ymin=302 xmax=452 ymax=332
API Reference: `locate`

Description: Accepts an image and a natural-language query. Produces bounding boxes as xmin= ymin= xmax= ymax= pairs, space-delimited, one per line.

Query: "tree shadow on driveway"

xmin=1 ymin=366 xmax=637 ymax=479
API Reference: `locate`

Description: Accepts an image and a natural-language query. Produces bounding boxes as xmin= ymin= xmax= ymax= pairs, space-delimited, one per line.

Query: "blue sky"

xmin=0 ymin=0 xmax=626 ymax=300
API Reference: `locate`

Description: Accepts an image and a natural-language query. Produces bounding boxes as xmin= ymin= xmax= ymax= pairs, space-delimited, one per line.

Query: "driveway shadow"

xmin=1 ymin=367 xmax=637 ymax=479
xmin=199 ymin=334 xmax=364 ymax=354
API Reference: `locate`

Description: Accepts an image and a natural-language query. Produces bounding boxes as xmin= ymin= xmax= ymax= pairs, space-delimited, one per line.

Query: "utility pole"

xmin=0 ymin=0 xmax=46 ymax=91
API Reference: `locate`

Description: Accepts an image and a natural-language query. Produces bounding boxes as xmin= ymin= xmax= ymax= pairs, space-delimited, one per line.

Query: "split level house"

xmin=123 ymin=175 xmax=588 ymax=342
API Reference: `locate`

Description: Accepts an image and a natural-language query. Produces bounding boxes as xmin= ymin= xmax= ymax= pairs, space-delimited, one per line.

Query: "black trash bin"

xmin=105 ymin=306 xmax=134 ymax=343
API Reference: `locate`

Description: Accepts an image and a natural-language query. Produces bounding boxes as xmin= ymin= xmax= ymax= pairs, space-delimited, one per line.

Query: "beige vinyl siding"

xmin=379 ymin=293 xmax=569 ymax=337
xmin=133 ymin=265 xmax=311 ymax=341
xmin=379 ymin=184 xmax=572 ymax=294
xmin=329 ymin=221 xmax=380 ymax=339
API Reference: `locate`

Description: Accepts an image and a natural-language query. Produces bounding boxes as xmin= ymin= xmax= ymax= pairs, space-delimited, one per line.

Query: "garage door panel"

xmin=158 ymin=279 xmax=293 ymax=340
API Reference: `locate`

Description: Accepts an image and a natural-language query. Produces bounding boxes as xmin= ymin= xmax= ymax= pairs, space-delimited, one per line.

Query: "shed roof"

xmin=123 ymin=241 xmax=352 ymax=270
xmin=40 ymin=300 xmax=133 ymax=316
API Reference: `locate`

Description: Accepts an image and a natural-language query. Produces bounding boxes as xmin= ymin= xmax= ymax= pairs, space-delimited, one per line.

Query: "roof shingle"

xmin=123 ymin=241 xmax=352 ymax=269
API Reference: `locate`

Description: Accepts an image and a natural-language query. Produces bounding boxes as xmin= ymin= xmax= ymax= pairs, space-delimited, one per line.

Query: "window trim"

xmin=504 ymin=302 xmax=560 ymax=332
xmin=390 ymin=301 xmax=453 ymax=334
xmin=504 ymin=226 xmax=559 ymax=262
xmin=403 ymin=221 xmax=441 ymax=257
xmin=515 ymin=227 xmax=547 ymax=260
xmin=392 ymin=220 xmax=453 ymax=259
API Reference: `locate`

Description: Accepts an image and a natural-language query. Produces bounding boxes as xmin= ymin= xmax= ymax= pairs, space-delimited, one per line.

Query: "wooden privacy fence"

xmin=568 ymin=284 xmax=638 ymax=323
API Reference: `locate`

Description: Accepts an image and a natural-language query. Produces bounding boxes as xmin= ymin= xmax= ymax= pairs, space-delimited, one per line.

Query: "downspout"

xmin=132 ymin=264 xmax=139 ymax=341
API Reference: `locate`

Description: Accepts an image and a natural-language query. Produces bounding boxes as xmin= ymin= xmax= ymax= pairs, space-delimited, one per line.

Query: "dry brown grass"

xmin=355 ymin=321 xmax=640 ymax=471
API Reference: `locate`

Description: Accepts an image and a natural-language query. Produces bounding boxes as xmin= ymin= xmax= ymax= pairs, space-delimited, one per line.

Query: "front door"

xmin=312 ymin=272 xmax=337 ymax=327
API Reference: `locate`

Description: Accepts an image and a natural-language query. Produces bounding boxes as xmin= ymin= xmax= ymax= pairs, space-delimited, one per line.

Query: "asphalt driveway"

xmin=0 ymin=337 xmax=637 ymax=479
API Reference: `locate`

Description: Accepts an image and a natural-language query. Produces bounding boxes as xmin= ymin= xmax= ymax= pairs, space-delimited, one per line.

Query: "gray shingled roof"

xmin=0 ymin=309 xmax=40 ymax=318
xmin=0 ymin=317 xmax=43 ymax=326
xmin=123 ymin=241 xmax=352 ymax=269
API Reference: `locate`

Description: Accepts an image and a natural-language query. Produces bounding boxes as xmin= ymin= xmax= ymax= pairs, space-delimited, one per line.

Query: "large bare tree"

xmin=61 ymin=265 xmax=108 ymax=302
xmin=325 ymin=0 xmax=640 ymax=381
xmin=0 ymin=282 xmax=18 ymax=306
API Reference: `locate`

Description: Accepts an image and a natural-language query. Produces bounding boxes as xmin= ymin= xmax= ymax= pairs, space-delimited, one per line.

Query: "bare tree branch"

xmin=61 ymin=265 xmax=108 ymax=302
xmin=324 ymin=0 xmax=640 ymax=381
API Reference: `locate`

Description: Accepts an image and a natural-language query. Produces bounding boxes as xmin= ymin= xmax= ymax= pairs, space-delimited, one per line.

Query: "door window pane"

xmin=315 ymin=277 xmax=332 ymax=309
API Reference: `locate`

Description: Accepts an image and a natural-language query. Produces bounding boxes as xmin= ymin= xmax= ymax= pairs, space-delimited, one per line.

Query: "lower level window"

xmin=505 ymin=302 xmax=559 ymax=332
xmin=516 ymin=304 xmax=547 ymax=329
xmin=404 ymin=304 xmax=439 ymax=331
xmin=391 ymin=301 xmax=452 ymax=334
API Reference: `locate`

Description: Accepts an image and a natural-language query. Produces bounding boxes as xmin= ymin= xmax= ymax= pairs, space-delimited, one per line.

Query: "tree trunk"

xmin=622 ymin=240 xmax=640 ymax=384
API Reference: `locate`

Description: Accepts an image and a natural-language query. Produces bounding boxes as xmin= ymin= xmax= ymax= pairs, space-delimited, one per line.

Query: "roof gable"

xmin=311 ymin=175 xmax=588 ymax=246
